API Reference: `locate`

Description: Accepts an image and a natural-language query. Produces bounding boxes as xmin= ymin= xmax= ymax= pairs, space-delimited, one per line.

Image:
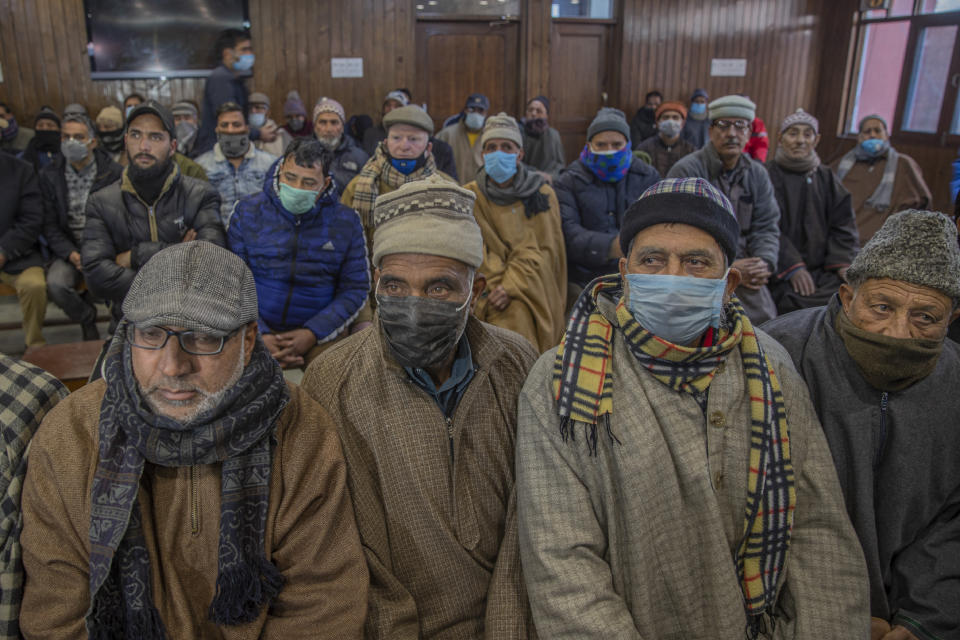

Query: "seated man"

xmin=83 ymin=100 xmax=224 ymax=321
xmin=312 ymin=97 xmax=369 ymax=191
xmin=465 ymin=112 xmax=567 ymax=352
xmin=832 ymin=114 xmax=931 ymax=244
xmin=303 ymin=176 xmax=537 ymax=639
xmin=0 ymin=153 xmax=48 ymax=347
xmin=436 ymin=93 xmax=489 ymax=184
xmin=40 ymin=113 xmax=122 ymax=341
xmin=0 ymin=101 xmax=35 ymax=155
xmin=763 ymin=209 xmax=960 ymax=640
xmin=19 ymin=108 xmax=61 ymax=171
xmin=229 ymin=139 xmax=369 ymax=368
xmin=669 ymin=95 xmax=781 ymax=324
xmin=766 ymin=109 xmax=859 ymax=314
xmin=520 ymin=96 xmax=565 ymax=182
xmin=681 ymin=88 xmax=710 ymax=149
xmin=196 ymin=101 xmax=276 ymax=224
xmin=517 ymin=177 xmax=870 ymax=638
xmin=20 ymin=241 xmax=368 ymax=637
xmin=629 ymin=89 xmax=661 ymax=145
xmin=555 ymin=107 xmax=660 ymax=292
xmin=94 ymin=106 xmax=125 ymax=160
xmin=281 ymin=90 xmax=312 ymax=139
xmin=249 ymin=91 xmax=293 ymax=157
xmin=170 ymin=100 xmax=200 ymax=158
xmin=635 ymin=100 xmax=695 ymax=177
xmin=0 ymin=356 xmax=67 ymax=640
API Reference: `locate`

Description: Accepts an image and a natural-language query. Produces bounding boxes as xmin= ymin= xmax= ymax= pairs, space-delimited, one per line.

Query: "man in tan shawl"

xmin=465 ymin=112 xmax=566 ymax=353
xmin=436 ymin=93 xmax=489 ymax=184
xmin=303 ymin=176 xmax=537 ymax=639
xmin=831 ymin=114 xmax=931 ymax=244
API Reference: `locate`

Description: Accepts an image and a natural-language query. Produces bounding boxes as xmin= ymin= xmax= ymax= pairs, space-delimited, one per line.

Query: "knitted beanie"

xmin=708 ymin=95 xmax=756 ymax=122
xmin=35 ymin=107 xmax=61 ymax=129
xmin=372 ymin=175 xmax=483 ymax=268
xmin=846 ymin=209 xmax=960 ymax=302
xmin=779 ymin=108 xmax=819 ymax=134
xmin=122 ymin=241 xmax=258 ymax=336
xmin=313 ymin=97 xmax=345 ymax=124
xmin=620 ymin=177 xmax=740 ymax=263
xmin=528 ymin=95 xmax=550 ymax=113
xmin=587 ymin=107 xmax=630 ymax=142
xmin=95 ymin=106 xmax=124 ymax=129
xmin=283 ymin=91 xmax=307 ymax=117
xmin=383 ymin=105 xmax=434 ymax=134
xmin=480 ymin=112 xmax=523 ymax=148
xmin=656 ymin=101 xmax=688 ymax=120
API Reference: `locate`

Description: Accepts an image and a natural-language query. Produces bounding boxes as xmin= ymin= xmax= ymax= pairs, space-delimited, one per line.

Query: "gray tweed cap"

xmin=846 ymin=209 xmax=960 ymax=302
xmin=122 ymin=241 xmax=258 ymax=336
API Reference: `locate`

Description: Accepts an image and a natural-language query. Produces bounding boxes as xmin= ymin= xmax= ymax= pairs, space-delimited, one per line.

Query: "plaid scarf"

xmin=87 ymin=324 xmax=290 ymax=638
xmin=350 ymin=141 xmax=439 ymax=228
xmin=836 ymin=144 xmax=899 ymax=212
xmin=553 ymin=275 xmax=796 ymax=636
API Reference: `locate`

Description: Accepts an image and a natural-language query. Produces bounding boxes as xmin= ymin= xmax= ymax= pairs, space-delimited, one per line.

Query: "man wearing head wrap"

xmin=830 ymin=114 xmax=931 ymax=245
xmin=669 ymin=94 xmax=782 ymax=324
xmin=520 ymin=95 xmax=565 ymax=181
xmin=518 ymin=177 xmax=870 ymax=639
xmin=555 ymin=106 xmax=660 ymax=292
xmin=765 ymin=108 xmax=859 ymax=314
xmin=464 ymin=113 xmax=566 ymax=352
xmin=302 ymin=175 xmax=538 ymax=639
xmin=681 ymin=88 xmax=710 ymax=148
xmin=18 ymin=108 xmax=61 ymax=171
xmin=19 ymin=241 xmax=368 ymax=638
xmin=0 ymin=101 xmax=35 ymax=155
xmin=83 ymin=100 xmax=225 ymax=323
xmin=436 ymin=93 xmax=490 ymax=184
xmin=763 ymin=210 xmax=960 ymax=640
xmin=310 ymin=97 xmax=369 ymax=192
xmin=635 ymin=100 xmax=696 ymax=177
xmin=39 ymin=113 xmax=122 ymax=340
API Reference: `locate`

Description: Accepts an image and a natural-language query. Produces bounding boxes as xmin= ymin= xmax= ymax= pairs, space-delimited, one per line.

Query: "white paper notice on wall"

xmin=710 ymin=58 xmax=747 ymax=77
xmin=331 ymin=58 xmax=363 ymax=78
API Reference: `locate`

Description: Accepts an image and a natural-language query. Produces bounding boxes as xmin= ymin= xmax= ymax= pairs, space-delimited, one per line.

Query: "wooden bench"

xmin=22 ymin=340 xmax=105 ymax=391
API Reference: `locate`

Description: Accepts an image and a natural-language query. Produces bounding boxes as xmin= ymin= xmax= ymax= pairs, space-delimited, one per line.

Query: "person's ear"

xmin=949 ymin=307 xmax=960 ymax=325
xmin=838 ymin=283 xmax=854 ymax=315
xmin=516 ymin=148 xmax=524 ymax=163
xmin=322 ymin=175 xmax=332 ymax=193
xmin=425 ymin=141 xmax=433 ymax=157
xmin=243 ymin=322 xmax=257 ymax=365
xmin=470 ymin=272 xmax=486 ymax=313
xmin=813 ymin=133 xmax=822 ymax=149
xmin=724 ymin=267 xmax=742 ymax=298
xmin=169 ymin=138 xmax=178 ymax=155
xmin=618 ymin=256 xmax=628 ymax=279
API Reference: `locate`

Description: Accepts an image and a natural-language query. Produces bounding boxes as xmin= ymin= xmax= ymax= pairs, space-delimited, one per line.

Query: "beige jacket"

xmin=20 ymin=380 xmax=368 ymax=639
xmin=436 ymin=121 xmax=484 ymax=185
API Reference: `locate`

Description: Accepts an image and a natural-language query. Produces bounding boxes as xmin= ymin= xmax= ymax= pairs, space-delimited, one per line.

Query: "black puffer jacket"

xmin=0 ymin=153 xmax=45 ymax=274
xmin=39 ymin=147 xmax=123 ymax=261
xmin=81 ymin=164 xmax=224 ymax=305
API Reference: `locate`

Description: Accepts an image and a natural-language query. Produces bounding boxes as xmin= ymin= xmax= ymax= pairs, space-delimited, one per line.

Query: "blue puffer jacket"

xmin=554 ymin=157 xmax=660 ymax=286
xmin=228 ymin=159 xmax=370 ymax=341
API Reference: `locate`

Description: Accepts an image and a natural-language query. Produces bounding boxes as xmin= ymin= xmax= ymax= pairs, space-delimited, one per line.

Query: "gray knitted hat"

xmin=587 ymin=107 xmax=630 ymax=142
xmin=846 ymin=209 xmax=960 ymax=302
xmin=372 ymin=174 xmax=482 ymax=268
xmin=122 ymin=241 xmax=258 ymax=336
xmin=480 ymin=112 xmax=523 ymax=148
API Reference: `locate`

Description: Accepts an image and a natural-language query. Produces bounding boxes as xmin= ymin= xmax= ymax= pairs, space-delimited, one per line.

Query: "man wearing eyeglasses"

xmin=669 ymin=94 xmax=781 ymax=324
xmin=19 ymin=241 xmax=368 ymax=638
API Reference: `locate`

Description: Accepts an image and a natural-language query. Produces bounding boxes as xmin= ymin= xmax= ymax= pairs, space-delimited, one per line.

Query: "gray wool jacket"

xmin=668 ymin=145 xmax=781 ymax=270
xmin=763 ymin=297 xmax=960 ymax=640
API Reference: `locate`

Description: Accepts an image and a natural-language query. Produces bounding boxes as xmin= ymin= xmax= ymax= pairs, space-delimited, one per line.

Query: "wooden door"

xmin=415 ymin=20 xmax=521 ymax=132
xmin=549 ymin=22 xmax=613 ymax=163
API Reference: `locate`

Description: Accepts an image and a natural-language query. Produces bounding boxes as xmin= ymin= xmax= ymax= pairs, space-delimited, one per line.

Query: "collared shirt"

xmin=64 ymin=155 xmax=97 ymax=245
xmin=404 ymin=336 xmax=475 ymax=418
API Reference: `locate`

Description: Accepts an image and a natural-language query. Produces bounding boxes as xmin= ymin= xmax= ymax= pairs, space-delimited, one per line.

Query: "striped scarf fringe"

xmin=552 ymin=274 xmax=796 ymax=632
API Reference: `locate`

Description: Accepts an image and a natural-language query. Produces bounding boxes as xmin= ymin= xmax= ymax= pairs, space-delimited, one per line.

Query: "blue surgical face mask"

xmin=248 ymin=112 xmax=266 ymax=128
xmin=232 ymin=53 xmax=255 ymax=72
xmin=484 ymin=150 xmax=518 ymax=184
xmin=690 ymin=102 xmax=707 ymax=116
xmin=389 ymin=154 xmax=426 ymax=175
xmin=624 ymin=270 xmax=729 ymax=345
xmin=859 ymin=137 xmax=887 ymax=157
xmin=278 ymin=181 xmax=320 ymax=215
xmin=464 ymin=111 xmax=485 ymax=131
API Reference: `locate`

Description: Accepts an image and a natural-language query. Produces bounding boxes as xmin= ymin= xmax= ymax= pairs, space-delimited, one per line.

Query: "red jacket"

xmin=745 ymin=117 xmax=769 ymax=162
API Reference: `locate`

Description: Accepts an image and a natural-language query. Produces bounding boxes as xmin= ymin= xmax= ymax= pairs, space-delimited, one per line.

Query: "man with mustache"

xmin=19 ymin=241 xmax=368 ymax=638
xmin=82 ymin=100 xmax=225 ymax=324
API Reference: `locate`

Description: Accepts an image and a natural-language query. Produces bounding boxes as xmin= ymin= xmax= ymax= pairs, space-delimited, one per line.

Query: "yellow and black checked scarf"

xmin=350 ymin=141 xmax=439 ymax=228
xmin=552 ymin=274 xmax=796 ymax=636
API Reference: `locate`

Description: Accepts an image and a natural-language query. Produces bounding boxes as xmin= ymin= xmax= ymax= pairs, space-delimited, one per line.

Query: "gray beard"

xmin=317 ymin=135 xmax=340 ymax=150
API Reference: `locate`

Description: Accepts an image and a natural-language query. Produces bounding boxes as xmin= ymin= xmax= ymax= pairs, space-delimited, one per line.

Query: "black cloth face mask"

xmin=376 ymin=289 xmax=471 ymax=369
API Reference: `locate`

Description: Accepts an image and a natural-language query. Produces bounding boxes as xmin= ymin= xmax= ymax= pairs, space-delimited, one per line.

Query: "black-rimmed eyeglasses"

xmin=130 ymin=326 xmax=240 ymax=355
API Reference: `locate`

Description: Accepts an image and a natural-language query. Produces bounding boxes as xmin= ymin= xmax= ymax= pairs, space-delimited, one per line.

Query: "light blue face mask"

xmin=278 ymin=182 xmax=320 ymax=215
xmin=484 ymin=150 xmax=518 ymax=184
xmin=624 ymin=270 xmax=729 ymax=345
xmin=232 ymin=53 xmax=255 ymax=72
xmin=464 ymin=111 xmax=485 ymax=131
xmin=859 ymin=137 xmax=887 ymax=157
xmin=249 ymin=112 xmax=266 ymax=128
xmin=690 ymin=102 xmax=707 ymax=116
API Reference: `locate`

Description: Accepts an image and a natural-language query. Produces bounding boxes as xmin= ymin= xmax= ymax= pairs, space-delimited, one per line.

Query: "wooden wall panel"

xmin=0 ymin=0 xmax=415 ymax=128
xmin=616 ymin=0 xmax=825 ymax=146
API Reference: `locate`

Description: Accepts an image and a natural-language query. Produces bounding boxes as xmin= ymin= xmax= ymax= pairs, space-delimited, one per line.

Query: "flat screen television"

xmin=84 ymin=0 xmax=249 ymax=79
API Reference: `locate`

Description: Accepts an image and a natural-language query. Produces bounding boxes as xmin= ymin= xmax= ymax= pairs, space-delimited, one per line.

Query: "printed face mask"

xmin=579 ymin=144 xmax=631 ymax=183
xmin=859 ymin=138 xmax=888 ymax=157
xmin=175 ymin=121 xmax=197 ymax=148
xmin=218 ymin=132 xmax=250 ymax=158
xmin=624 ymin=270 xmax=729 ymax=345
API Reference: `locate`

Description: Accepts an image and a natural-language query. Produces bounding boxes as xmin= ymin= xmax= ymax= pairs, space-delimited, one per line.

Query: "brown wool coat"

xmin=20 ymin=380 xmax=368 ymax=639
xmin=302 ymin=318 xmax=539 ymax=640
xmin=464 ymin=181 xmax=567 ymax=354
